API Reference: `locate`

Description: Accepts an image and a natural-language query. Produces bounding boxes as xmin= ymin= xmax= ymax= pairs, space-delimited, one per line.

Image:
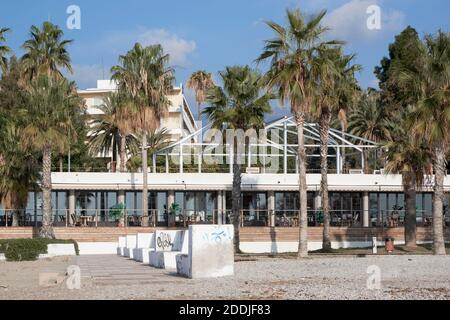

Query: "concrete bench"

xmin=117 ymin=236 xmax=127 ymax=256
xmin=123 ymin=235 xmax=137 ymax=259
xmin=133 ymin=233 xmax=155 ymax=263
xmin=177 ymin=225 xmax=234 ymax=279
xmin=149 ymin=230 xmax=188 ymax=269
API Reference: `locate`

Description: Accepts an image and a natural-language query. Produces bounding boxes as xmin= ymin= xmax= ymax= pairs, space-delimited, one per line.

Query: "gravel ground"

xmin=1 ymin=254 xmax=449 ymax=300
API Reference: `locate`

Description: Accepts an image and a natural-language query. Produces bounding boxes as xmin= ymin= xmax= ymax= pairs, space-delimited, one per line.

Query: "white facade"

xmin=78 ymin=80 xmax=198 ymax=142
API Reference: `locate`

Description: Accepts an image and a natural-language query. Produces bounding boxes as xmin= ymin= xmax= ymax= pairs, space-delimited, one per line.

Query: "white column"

xmin=69 ymin=190 xmax=75 ymax=226
xmin=314 ymin=191 xmax=322 ymax=210
xmin=222 ymin=191 xmax=227 ymax=224
xmin=363 ymin=192 xmax=370 ymax=227
xmin=118 ymin=190 xmax=125 ymax=204
xmin=217 ymin=191 xmax=223 ymax=225
xmin=268 ymin=191 xmax=275 ymax=227
xmin=168 ymin=191 xmax=175 ymax=227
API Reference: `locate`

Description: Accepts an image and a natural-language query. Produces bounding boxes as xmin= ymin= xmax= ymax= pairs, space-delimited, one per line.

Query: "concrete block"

xmin=149 ymin=251 xmax=180 ymax=269
xmin=0 ymin=253 xmax=6 ymax=262
xmin=176 ymin=254 xmax=190 ymax=276
xmin=137 ymin=248 xmax=155 ymax=264
xmin=149 ymin=230 xmax=188 ymax=268
xmin=124 ymin=235 xmax=137 ymax=259
xmin=155 ymin=230 xmax=187 ymax=252
xmin=117 ymin=237 xmax=126 ymax=256
xmin=177 ymin=225 xmax=234 ymax=279
xmin=133 ymin=233 xmax=155 ymax=262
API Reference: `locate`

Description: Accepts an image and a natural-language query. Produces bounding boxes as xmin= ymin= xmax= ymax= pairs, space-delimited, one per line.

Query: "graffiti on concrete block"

xmin=202 ymin=227 xmax=232 ymax=243
xmin=157 ymin=232 xmax=173 ymax=250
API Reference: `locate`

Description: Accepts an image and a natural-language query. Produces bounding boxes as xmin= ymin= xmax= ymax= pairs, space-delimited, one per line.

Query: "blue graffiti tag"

xmin=203 ymin=228 xmax=232 ymax=243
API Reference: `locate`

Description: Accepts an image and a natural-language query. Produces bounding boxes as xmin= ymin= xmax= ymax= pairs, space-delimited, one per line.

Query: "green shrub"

xmin=0 ymin=238 xmax=79 ymax=261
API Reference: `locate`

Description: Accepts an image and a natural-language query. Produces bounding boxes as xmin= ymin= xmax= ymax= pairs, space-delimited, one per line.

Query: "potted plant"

xmin=110 ymin=203 xmax=126 ymax=227
xmin=168 ymin=203 xmax=179 ymax=228
xmin=316 ymin=209 xmax=324 ymax=227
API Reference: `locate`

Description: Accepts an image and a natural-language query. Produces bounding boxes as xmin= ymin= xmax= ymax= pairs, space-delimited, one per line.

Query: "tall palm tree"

xmin=0 ymin=123 xmax=39 ymax=226
xmin=0 ymin=27 xmax=11 ymax=74
xmin=112 ymin=43 xmax=174 ymax=225
xmin=204 ymin=65 xmax=273 ymax=253
xmin=187 ymin=71 xmax=215 ymax=122
xmin=88 ymin=93 xmax=139 ymax=173
xmin=21 ymin=76 xmax=84 ymax=238
xmin=313 ymin=47 xmax=361 ymax=250
xmin=384 ymin=130 xmax=433 ymax=248
xmin=21 ymin=21 xmax=73 ymax=80
xmin=257 ymin=8 xmax=341 ymax=257
xmin=395 ymin=31 xmax=450 ymax=255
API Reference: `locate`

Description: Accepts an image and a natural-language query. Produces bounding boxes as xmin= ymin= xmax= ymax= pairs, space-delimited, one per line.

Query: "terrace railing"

xmin=0 ymin=209 xmax=447 ymax=229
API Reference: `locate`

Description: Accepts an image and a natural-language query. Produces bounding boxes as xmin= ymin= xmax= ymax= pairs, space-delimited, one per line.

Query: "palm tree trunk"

xmin=340 ymin=121 xmax=346 ymax=173
xmin=141 ymin=132 xmax=149 ymax=227
xmin=120 ymin=134 xmax=127 ymax=173
xmin=433 ymin=145 xmax=446 ymax=255
xmin=59 ymin=154 xmax=64 ymax=172
xmin=232 ymin=146 xmax=242 ymax=254
xmin=363 ymin=149 xmax=369 ymax=174
xmin=111 ymin=139 xmax=117 ymax=173
xmin=404 ymin=172 xmax=417 ymax=248
xmin=320 ymin=110 xmax=331 ymax=250
xmin=40 ymin=144 xmax=55 ymax=239
xmin=295 ymin=111 xmax=308 ymax=258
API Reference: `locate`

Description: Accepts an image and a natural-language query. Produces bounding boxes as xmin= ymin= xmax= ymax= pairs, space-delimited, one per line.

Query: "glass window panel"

xmin=196 ymin=192 xmax=206 ymax=213
xmin=185 ymin=192 xmax=195 ymax=212
xmin=369 ymin=193 xmax=378 ymax=219
xmin=175 ymin=192 xmax=184 ymax=214
xmin=424 ymin=193 xmax=432 ymax=215
xmin=257 ymin=193 xmax=267 ymax=210
xmin=57 ymin=192 xmax=67 ymax=211
xmin=275 ymin=193 xmax=284 ymax=211
xmin=388 ymin=193 xmax=397 ymax=211
xmin=125 ymin=192 xmax=135 ymax=210
xmin=205 ymin=192 xmax=216 ymax=213
xmin=157 ymin=192 xmax=167 ymax=222
xmin=416 ymin=194 xmax=423 ymax=212
xmin=379 ymin=193 xmax=387 ymax=214
xmin=397 ymin=193 xmax=405 ymax=210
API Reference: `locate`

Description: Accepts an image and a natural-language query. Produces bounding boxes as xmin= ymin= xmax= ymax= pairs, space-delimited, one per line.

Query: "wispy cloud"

xmin=103 ymin=28 xmax=196 ymax=67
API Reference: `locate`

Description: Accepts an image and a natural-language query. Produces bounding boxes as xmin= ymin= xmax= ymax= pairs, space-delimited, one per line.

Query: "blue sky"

xmin=0 ymin=0 xmax=449 ymax=119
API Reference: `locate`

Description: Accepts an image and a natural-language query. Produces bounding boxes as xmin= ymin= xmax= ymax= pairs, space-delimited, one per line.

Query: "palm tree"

xmin=112 ymin=43 xmax=174 ymax=225
xmin=187 ymin=71 xmax=215 ymax=123
xmin=88 ymin=93 xmax=139 ymax=173
xmin=394 ymin=31 xmax=450 ymax=255
xmin=21 ymin=75 xmax=84 ymax=238
xmin=348 ymin=91 xmax=392 ymax=170
xmin=313 ymin=47 xmax=361 ymax=250
xmin=126 ymin=128 xmax=171 ymax=172
xmin=204 ymin=65 xmax=273 ymax=253
xmin=257 ymin=8 xmax=341 ymax=257
xmin=384 ymin=130 xmax=433 ymax=248
xmin=0 ymin=123 xmax=39 ymax=226
xmin=21 ymin=21 xmax=73 ymax=80
xmin=0 ymin=27 xmax=11 ymax=73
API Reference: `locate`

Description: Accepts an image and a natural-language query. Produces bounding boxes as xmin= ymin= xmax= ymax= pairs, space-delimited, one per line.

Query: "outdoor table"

xmin=79 ymin=216 xmax=91 ymax=227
